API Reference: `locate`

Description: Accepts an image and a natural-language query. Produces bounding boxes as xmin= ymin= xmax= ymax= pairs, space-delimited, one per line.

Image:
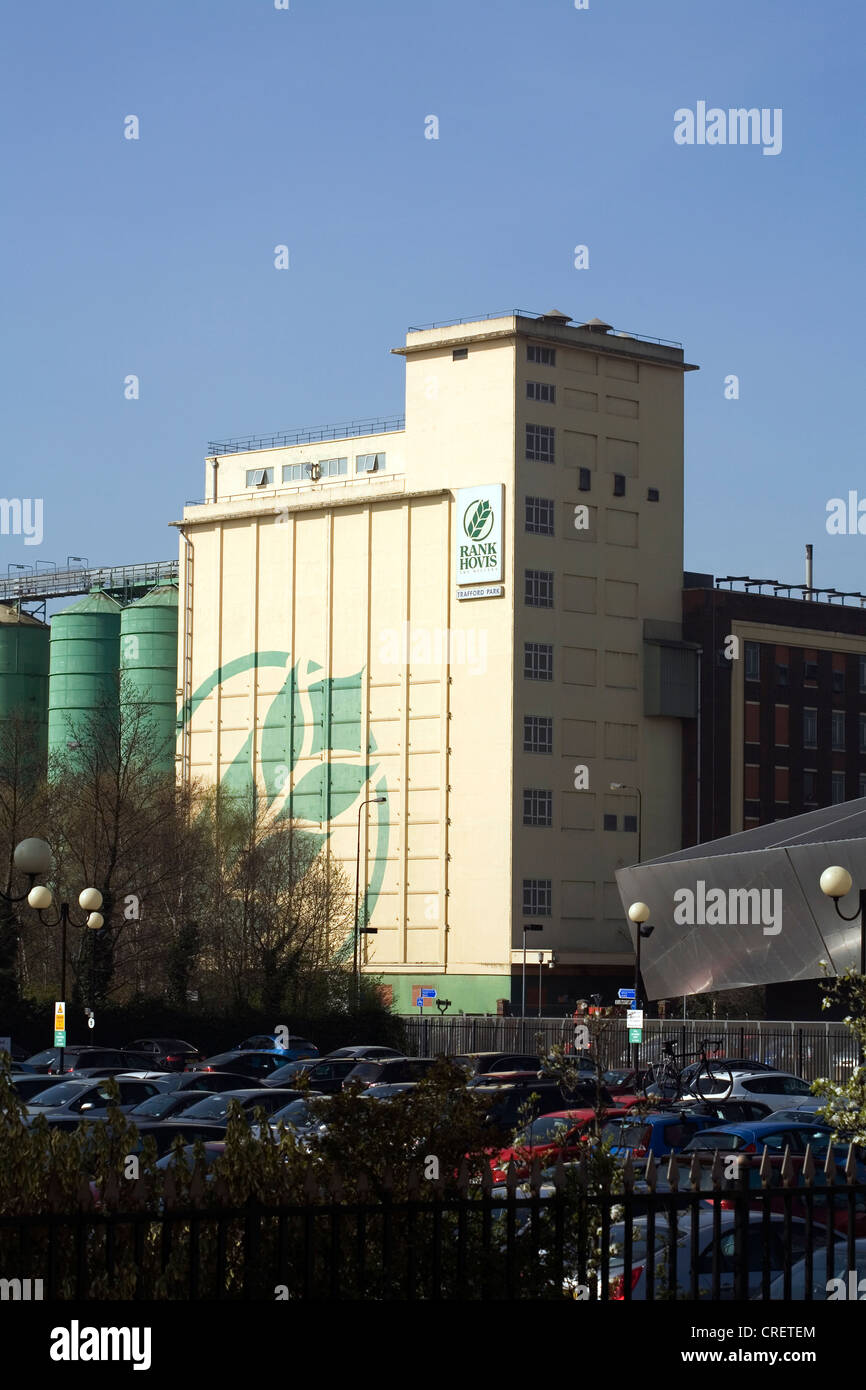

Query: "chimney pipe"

xmin=805 ymin=543 xmax=813 ymax=600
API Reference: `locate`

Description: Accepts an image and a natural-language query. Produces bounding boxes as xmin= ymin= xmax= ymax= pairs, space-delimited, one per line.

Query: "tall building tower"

xmin=175 ymin=308 xmax=697 ymax=1011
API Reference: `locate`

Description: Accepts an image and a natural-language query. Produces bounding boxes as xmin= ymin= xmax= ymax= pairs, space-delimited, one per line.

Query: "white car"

xmin=755 ymin=1237 xmax=866 ymax=1300
xmin=696 ymin=1071 xmax=814 ymax=1112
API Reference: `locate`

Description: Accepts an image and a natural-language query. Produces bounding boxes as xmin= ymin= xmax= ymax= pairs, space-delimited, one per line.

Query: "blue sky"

xmin=2 ymin=0 xmax=864 ymax=594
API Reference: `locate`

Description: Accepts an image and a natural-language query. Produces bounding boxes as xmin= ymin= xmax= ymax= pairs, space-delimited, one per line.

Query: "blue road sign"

xmin=420 ymin=988 xmax=437 ymax=999
xmin=617 ymin=989 xmax=636 ymax=1000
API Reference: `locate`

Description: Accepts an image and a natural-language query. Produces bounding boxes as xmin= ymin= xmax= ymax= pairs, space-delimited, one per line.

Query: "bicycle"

xmin=643 ymin=1038 xmax=733 ymax=1102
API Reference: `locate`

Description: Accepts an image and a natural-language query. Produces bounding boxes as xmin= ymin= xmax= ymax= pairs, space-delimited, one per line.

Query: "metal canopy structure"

xmin=615 ymin=799 xmax=866 ymax=999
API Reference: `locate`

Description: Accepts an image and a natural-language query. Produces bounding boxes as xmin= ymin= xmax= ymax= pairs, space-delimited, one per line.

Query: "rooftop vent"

xmin=537 ymin=309 xmax=572 ymax=324
xmin=579 ymin=317 xmax=613 ymax=334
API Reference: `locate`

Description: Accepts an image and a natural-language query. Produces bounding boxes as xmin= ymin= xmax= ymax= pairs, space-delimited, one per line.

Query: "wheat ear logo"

xmin=464 ymin=498 xmax=494 ymax=540
xmin=178 ymin=651 xmax=389 ymax=904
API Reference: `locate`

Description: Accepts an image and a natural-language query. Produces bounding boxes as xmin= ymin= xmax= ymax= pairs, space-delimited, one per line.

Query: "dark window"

xmin=523 ymin=879 xmax=552 ymax=916
xmin=524 ymin=643 xmax=554 ymax=681
xmin=804 ymin=661 xmax=819 ymax=683
xmin=603 ymin=814 xmax=618 ymax=831
xmin=525 ymin=569 xmax=554 ymax=608
xmin=527 ymin=381 xmax=556 ymax=403
xmin=744 ymin=643 xmax=760 ymax=681
xmin=613 ymin=474 xmax=626 ymax=497
xmin=527 ymin=344 xmax=556 ymax=366
xmin=523 ymin=789 xmax=553 ymax=827
xmin=832 ymin=771 xmax=846 ymax=805
xmin=579 ymin=467 xmax=591 ymax=492
xmin=526 ymin=424 xmax=555 ymax=463
xmin=623 ymin=814 xmax=638 ymax=833
xmin=831 ymin=710 xmax=845 ymax=749
xmin=776 ymin=663 xmax=789 ymax=686
xmin=832 ymin=669 xmax=845 ymax=694
xmin=860 ymin=655 xmax=866 ymax=693
xmin=860 ymin=715 xmax=866 ymax=753
xmin=452 ymin=347 xmax=468 ymax=360
xmin=803 ymin=770 xmax=818 ymax=803
xmin=524 ymin=716 xmax=553 ymax=754
xmin=647 ymin=487 xmax=659 ymax=502
xmin=803 ymin=708 xmax=817 ymax=747
xmin=524 ymin=496 xmax=555 ymax=535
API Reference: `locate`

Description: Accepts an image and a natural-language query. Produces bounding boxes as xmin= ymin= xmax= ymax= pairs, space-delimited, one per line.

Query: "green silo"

xmin=48 ymin=588 xmax=122 ymax=768
xmin=0 ymin=604 xmax=50 ymax=772
xmin=120 ymin=579 xmax=179 ymax=776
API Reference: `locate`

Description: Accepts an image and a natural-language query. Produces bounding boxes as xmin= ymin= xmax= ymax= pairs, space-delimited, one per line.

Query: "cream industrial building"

xmin=174 ymin=309 xmax=698 ymax=1013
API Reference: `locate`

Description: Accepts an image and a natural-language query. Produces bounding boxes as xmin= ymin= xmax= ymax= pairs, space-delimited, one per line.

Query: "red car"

xmin=488 ymin=1108 xmax=616 ymax=1183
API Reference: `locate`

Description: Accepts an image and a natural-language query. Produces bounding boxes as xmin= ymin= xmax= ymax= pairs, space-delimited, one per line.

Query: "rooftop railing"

xmin=207 ymin=415 xmax=405 ymax=457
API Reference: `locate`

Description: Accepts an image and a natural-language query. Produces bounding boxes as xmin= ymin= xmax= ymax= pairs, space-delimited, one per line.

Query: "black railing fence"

xmin=2 ymin=1149 xmax=862 ymax=1300
xmin=399 ymin=1016 xmax=860 ymax=1082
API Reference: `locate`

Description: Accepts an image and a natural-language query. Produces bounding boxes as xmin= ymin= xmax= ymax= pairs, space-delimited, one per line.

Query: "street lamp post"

xmin=29 ymin=882 xmax=104 ymax=1075
xmin=627 ymin=902 xmax=654 ymax=1076
xmin=819 ymin=865 xmax=866 ymax=1062
xmin=537 ymin=952 xmax=545 ymax=1018
xmin=354 ymin=795 xmax=386 ymax=1009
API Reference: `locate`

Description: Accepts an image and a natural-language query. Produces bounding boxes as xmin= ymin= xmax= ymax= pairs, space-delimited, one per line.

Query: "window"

xmin=832 ymin=669 xmax=845 ymax=694
xmin=803 ymin=661 xmax=818 ymax=683
xmin=523 ymin=879 xmax=552 ymax=916
xmin=860 ymin=714 xmax=866 ymax=753
xmin=318 ymin=457 xmax=348 ymax=478
xmin=356 ymin=453 xmax=386 ymax=473
xmin=578 ymin=467 xmax=591 ymax=492
xmin=452 ymin=347 xmax=468 ymax=360
xmin=744 ymin=643 xmax=760 ymax=681
xmin=775 ymin=663 xmax=789 ymax=686
xmin=623 ymin=814 xmax=638 ymax=833
xmin=613 ymin=474 xmax=626 ymax=497
xmin=832 ymin=710 xmax=845 ymax=749
xmin=526 ymin=424 xmax=555 ymax=463
xmin=527 ymin=381 xmax=556 ymax=403
xmin=523 ymin=716 xmax=553 ymax=754
xmin=525 ymin=496 xmax=555 ymax=535
xmin=832 ymin=771 xmax=846 ymax=805
xmin=523 ymin=789 xmax=553 ymax=827
xmin=246 ymin=468 xmax=273 ymax=487
xmin=647 ymin=487 xmax=659 ymax=502
xmin=524 ymin=643 xmax=554 ymax=681
xmin=860 ymin=655 xmax=866 ymax=693
xmin=803 ymin=708 xmax=817 ymax=747
xmin=527 ymin=344 xmax=556 ymax=366
xmin=283 ymin=463 xmax=306 ymax=482
xmin=803 ymin=770 xmax=818 ymax=803
xmin=525 ymin=569 xmax=554 ymax=608
xmin=603 ymin=814 xmax=618 ymax=831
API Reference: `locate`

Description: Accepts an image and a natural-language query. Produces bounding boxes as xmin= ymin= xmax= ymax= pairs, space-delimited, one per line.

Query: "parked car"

xmin=6 ymin=1073 xmax=66 ymax=1104
xmin=342 ymin=1057 xmax=441 ymax=1089
xmin=473 ymin=1079 xmax=613 ymax=1131
xmin=171 ymin=1088 xmax=306 ymax=1128
xmin=291 ymin=1059 xmax=366 ymax=1094
xmin=155 ymin=1141 xmax=226 ymax=1172
xmin=605 ymin=1210 xmax=827 ymax=1300
xmin=126 ymin=1089 xmax=214 ymax=1121
xmin=681 ymin=1118 xmax=850 ymax=1158
xmin=157 ymin=1071 xmax=268 ymax=1094
xmin=602 ymin=1110 xmax=724 ymax=1159
xmin=263 ymin=1058 xmax=321 ymax=1087
xmin=362 ymin=1082 xmax=419 ymax=1099
xmin=24 ymin=1077 xmax=163 ymax=1123
xmin=694 ymin=1071 xmax=815 ymax=1111
xmin=126 ymin=1038 xmax=204 ymax=1071
xmin=234 ymin=1034 xmax=319 ymax=1060
xmin=264 ymin=1095 xmax=333 ymax=1139
xmin=488 ymin=1108 xmax=610 ymax=1182
xmin=322 ymin=1046 xmax=404 ymax=1061
xmin=452 ymin=1053 xmax=547 ymax=1077
xmin=755 ymin=1237 xmax=866 ymax=1300
xmin=25 ymin=1046 xmax=150 ymax=1075
xmin=660 ymin=1098 xmax=773 ymax=1123
xmin=184 ymin=1050 xmax=291 ymax=1079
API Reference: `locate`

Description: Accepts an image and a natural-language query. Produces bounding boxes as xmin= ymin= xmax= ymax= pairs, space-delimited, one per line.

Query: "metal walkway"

xmin=0 ymin=559 xmax=178 ymax=608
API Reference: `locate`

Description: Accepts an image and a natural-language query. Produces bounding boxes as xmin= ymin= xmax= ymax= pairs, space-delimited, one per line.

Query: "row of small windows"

xmin=748 ymin=705 xmax=866 ymax=750
xmin=452 ymin=345 xmax=557 ymax=366
xmin=745 ymin=642 xmax=866 ymax=692
xmin=521 ymin=791 xmax=637 ymax=830
xmin=527 ymin=381 xmax=556 ymax=403
xmin=245 ymin=454 xmax=386 ymax=487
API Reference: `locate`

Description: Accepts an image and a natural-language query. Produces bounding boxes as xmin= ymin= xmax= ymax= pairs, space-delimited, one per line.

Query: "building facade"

xmin=175 ymin=309 xmax=697 ymax=1012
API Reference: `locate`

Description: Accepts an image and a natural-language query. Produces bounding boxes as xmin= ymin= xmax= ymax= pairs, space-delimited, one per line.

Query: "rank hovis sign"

xmin=455 ymin=484 xmax=504 ymax=586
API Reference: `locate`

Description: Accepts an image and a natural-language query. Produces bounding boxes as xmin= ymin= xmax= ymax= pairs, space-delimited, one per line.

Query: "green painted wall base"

xmin=374 ymin=973 xmax=511 ymax=1015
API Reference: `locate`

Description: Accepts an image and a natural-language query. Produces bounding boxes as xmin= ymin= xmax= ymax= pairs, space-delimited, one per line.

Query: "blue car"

xmin=682 ymin=1119 xmax=866 ymax=1176
xmin=601 ymin=1111 xmax=722 ymax=1159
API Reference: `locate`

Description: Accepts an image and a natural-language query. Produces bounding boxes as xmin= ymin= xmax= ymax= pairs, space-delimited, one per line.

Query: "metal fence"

xmin=398 ymin=1016 xmax=860 ymax=1082
xmin=2 ymin=1154 xmax=862 ymax=1300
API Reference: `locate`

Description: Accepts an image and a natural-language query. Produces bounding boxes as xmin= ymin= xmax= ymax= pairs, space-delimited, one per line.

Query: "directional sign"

xmin=420 ymin=988 xmax=437 ymax=999
xmin=618 ymin=989 xmax=636 ymax=1000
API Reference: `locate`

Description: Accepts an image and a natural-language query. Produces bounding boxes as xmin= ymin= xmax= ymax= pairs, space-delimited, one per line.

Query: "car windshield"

xmin=26 ymin=1050 xmax=59 ymax=1066
xmin=514 ymin=1115 xmax=578 ymax=1146
xmin=28 ymin=1082 xmax=88 ymax=1106
xmin=602 ymin=1122 xmax=648 ymax=1149
xmin=271 ymin=1099 xmax=328 ymax=1127
xmin=181 ymin=1096 xmax=233 ymax=1120
xmin=685 ymin=1132 xmax=744 ymax=1150
xmin=129 ymin=1094 xmax=184 ymax=1117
